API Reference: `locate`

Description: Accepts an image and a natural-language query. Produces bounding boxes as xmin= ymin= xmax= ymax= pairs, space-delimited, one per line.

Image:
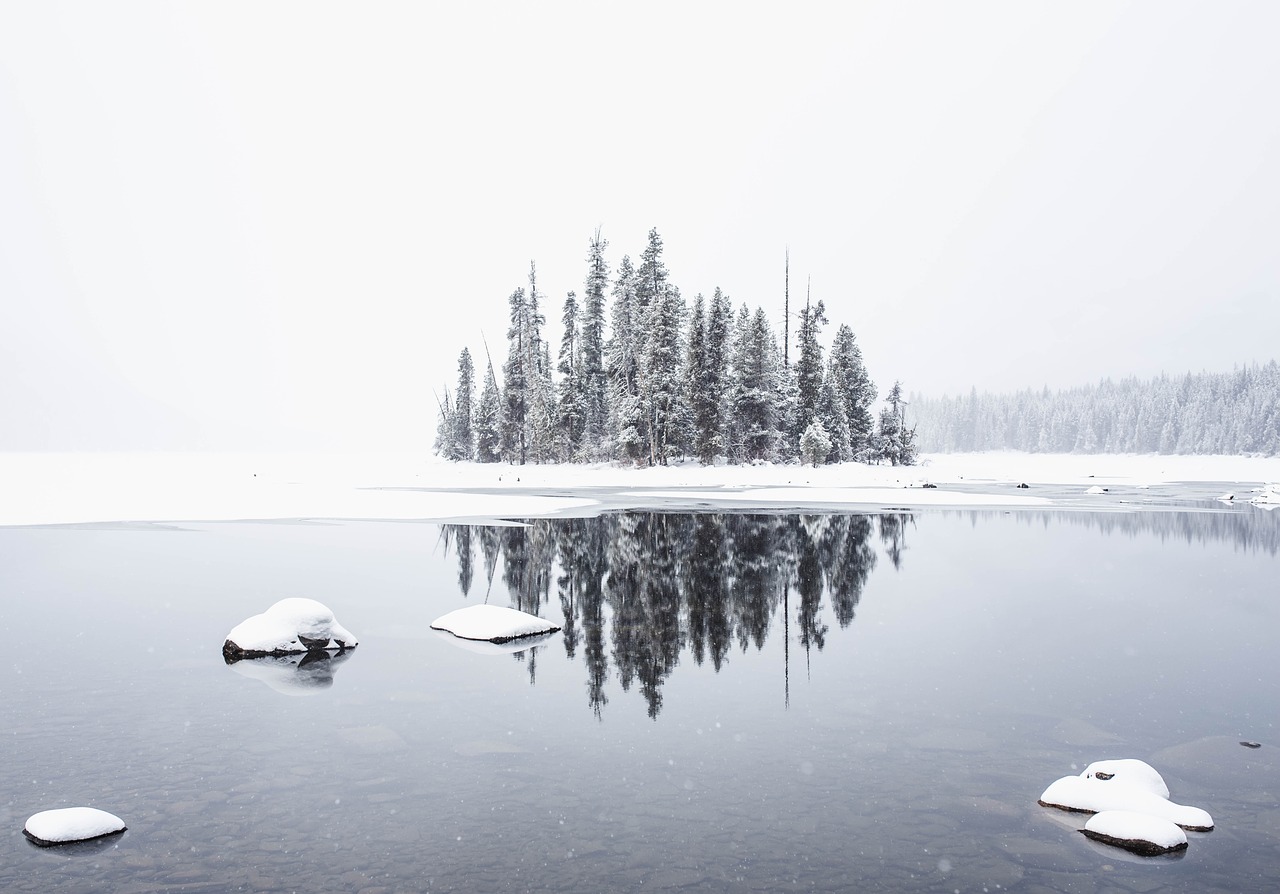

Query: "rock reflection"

xmin=224 ymin=649 xmax=356 ymax=696
xmin=439 ymin=512 xmax=900 ymax=719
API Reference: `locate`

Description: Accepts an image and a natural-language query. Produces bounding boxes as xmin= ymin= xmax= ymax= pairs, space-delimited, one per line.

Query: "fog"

xmin=3 ymin=1 xmax=1277 ymax=450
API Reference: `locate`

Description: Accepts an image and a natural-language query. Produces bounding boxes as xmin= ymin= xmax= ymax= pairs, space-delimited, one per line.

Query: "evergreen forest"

xmin=434 ymin=229 xmax=917 ymax=467
xmin=912 ymin=362 xmax=1280 ymax=456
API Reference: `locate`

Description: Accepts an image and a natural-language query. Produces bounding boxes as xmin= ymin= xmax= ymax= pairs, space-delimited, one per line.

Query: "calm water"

xmin=3 ymin=507 xmax=1278 ymax=893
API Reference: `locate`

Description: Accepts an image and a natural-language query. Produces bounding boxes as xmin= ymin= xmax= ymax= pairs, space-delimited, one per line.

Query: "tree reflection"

xmin=439 ymin=510 xmax=892 ymax=719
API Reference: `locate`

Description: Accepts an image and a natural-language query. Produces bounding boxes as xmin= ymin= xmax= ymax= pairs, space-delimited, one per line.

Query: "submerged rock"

xmin=1081 ymin=810 xmax=1188 ymax=856
xmin=431 ymin=604 xmax=559 ymax=643
xmin=24 ymin=807 xmax=126 ymax=847
xmin=222 ymin=598 xmax=357 ymax=659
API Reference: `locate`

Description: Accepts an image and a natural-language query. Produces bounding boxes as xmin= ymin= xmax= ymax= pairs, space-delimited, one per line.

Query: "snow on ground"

xmin=1 ymin=451 xmax=1278 ymax=527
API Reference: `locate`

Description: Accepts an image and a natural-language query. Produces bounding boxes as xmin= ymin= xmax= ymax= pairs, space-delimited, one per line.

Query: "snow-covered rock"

xmin=1085 ymin=485 xmax=1108 ymax=495
xmin=222 ymin=598 xmax=357 ymax=659
xmin=225 ymin=649 xmax=355 ymax=695
xmin=1038 ymin=775 xmax=1213 ymax=831
xmin=1081 ymin=759 xmax=1170 ymax=799
xmin=1081 ymin=811 xmax=1188 ymax=856
xmin=1251 ymin=483 xmax=1280 ymax=506
xmin=431 ymin=604 xmax=560 ymax=643
xmin=433 ymin=629 xmax=557 ymax=655
xmin=24 ymin=807 xmax=126 ymax=846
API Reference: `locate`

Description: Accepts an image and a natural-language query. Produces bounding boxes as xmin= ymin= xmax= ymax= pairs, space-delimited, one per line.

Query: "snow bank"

xmin=2 ymin=451 xmax=1279 ymax=527
xmin=223 ymin=598 xmax=357 ymax=658
xmin=431 ymin=605 xmax=560 ymax=643
xmin=1082 ymin=811 xmax=1188 ymax=856
xmin=24 ymin=807 xmax=126 ymax=846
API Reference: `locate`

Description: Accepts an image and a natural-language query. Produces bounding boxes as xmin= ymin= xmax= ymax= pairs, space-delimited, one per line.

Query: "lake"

xmin=3 ymin=505 xmax=1278 ymax=892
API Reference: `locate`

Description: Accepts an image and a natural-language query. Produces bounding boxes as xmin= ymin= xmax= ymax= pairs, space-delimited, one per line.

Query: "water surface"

xmin=3 ymin=507 xmax=1278 ymax=892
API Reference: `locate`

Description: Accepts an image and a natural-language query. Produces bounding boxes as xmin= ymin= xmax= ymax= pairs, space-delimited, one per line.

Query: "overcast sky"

xmin=3 ymin=1 xmax=1277 ymax=451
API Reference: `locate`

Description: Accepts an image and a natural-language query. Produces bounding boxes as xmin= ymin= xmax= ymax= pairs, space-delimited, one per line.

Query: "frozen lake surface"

xmin=3 ymin=504 xmax=1279 ymax=892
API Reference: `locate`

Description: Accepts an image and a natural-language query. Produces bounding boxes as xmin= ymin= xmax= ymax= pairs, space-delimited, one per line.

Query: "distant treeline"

xmin=912 ymin=362 xmax=1280 ymax=456
xmin=435 ymin=228 xmax=917 ymax=467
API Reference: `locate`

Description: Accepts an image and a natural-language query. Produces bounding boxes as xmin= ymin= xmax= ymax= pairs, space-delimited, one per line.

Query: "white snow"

xmin=224 ymin=598 xmax=357 ymax=655
xmin=2 ymin=451 xmax=1279 ymax=527
xmin=24 ymin=807 xmax=126 ymax=845
xmin=1082 ymin=758 xmax=1171 ymax=799
xmin=1083 ymin=811 xmax=1188 ymax=853
xmin=431 ymin=604 xmax=559 ymax=643
xmin=1085 ymin=485 xmax=1108 ymax=495
xmin=1039 ymin=774 xmax=1214 ymax=830
xmin=1252 ymin=483 xmax=1280 ymax=506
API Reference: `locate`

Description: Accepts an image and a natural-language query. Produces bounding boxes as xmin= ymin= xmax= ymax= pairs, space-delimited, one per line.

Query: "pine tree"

xmin=642 ymin=285 xmax=687 ymax=465
xmin=581 ymin=229 xmax=610 ymax=458
xmin=449 ymin=348 xmax=475 ymax=461
xmin=731 ymin=306 xmax=783 ymax=461
xmin=828 ymin=324 xmax=876 ymax=457
xmin=800 ymin=418 xmax=832 ymax=467
xmin=475 ymin=358 xmax=503 ymax=463
xmin=606 ymin=255 xmax=646 ymax=463
xmin=793 ymin=297 xmax=828 ymax=450
xmin=817 ymin=368 xmax=852 ymax=463
xmin=556 ymin=291 xmax=585 ymax=460
xmin=876 ymin=380 xmax=917 ymax=465
xmin=501 ymin=287 xmax=529 ymax=464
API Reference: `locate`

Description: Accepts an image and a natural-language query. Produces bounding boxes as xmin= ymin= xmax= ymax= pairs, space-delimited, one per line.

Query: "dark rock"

xmin=1080 ymin=828 xmax=1188 ymax=857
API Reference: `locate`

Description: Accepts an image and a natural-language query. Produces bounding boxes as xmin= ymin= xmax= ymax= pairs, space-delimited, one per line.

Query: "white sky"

xmin=2 ymin=1 xmax=1278 ymax=450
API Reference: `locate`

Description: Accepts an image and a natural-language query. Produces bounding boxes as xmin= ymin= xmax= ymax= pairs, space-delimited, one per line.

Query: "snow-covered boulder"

xmin=431 ymin=604 xmax=560 ymax=643
xmin=1038 ymin=775 xmax=1213 ymax=831
xmin=24 ymin=807 xmax=126 ymax=847
xmin=222 ymin=598 xmax=357 ymax=659
xmin=1081 ymin=811 xmax=1188 ymax=856
xmin=1085 ymin=485 xmax=1108 ymax=495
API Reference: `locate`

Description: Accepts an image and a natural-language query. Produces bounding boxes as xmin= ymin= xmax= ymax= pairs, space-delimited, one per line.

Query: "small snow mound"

xmin=431 ymin=604 xmax=560 ymax=643
xmin=223 ymin=598 xmax=358 ymax=659
xmin=1082 ymin=811 xmax=1188 ymax=856
xmin=1085 ymin=485 xmax=1108 ymax=495
xmin=1082 ymin=759 xmax=1170 ymax=799
xmin=1251 ymin=484 xmax=1280 ymax=506
xmin=1219 ymin=492 xmax=1235 ymax=502
xmin=24 ymin=807 xmax=126 ymax=846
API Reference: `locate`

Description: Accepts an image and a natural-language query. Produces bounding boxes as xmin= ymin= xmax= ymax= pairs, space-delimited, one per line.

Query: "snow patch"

xmin=1082 ymin=811 xmax=1188 ymax=856
xmin=431 ymin=604 xmax=560 ymax=643
xmin=24 ymin=807 xmax=126 ymax=846
xmin=223 ymin=598 xmax=357 ymax=658
xmin=1038 ymin=758 xmax=1213 ymax=836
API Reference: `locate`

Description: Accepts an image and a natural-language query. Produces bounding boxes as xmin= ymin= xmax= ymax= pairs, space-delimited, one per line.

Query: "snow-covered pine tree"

xmin=800 ymin=418 xmax=832 ymax=468
xmin=450 ymin=348 xmax=475 ymax=461
xmin=501 ymin=287 xmax=530 ymax=463
xmin=817 ymin=368 xmax=852 ymax=463
xmin=606 ymin=255 xmax=647 ymax=464
xmin=642 ymin=284 xmax=687 ymax=465
xmin=475 ymin=358 xmax=503 ymax=463
xmin=828 ymin=324 xmax=876 ymax=457
xmin=732 ymin=306 xmax=783 ymax=462
xmin=581 ymin=229 xmax=610 ymax=459
xmin=792 ymin=297 xmax=828 ymax=452
xmin=524 ymin=263 xmax=558 ymax=463
xmin=556 ymin=291 xmax=585 ymax=460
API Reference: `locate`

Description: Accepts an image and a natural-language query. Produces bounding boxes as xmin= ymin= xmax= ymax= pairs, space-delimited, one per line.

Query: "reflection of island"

xmin=224 ymin=649 xmax=356 ymax=696
xmin=439 ymin=512 xmax=907 ymax=719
